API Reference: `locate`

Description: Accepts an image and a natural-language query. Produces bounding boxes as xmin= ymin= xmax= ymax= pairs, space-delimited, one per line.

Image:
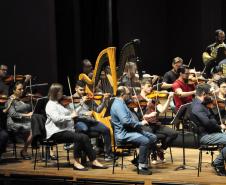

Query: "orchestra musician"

xmin=5 ymin=82 xmax=33 ymax=160
xmin=67 ymin=80 xmax=113 ymax=161
xmin=202 ymin=29 xmax=226 ymax=78
xmin=110 ymin=86 xmax=157 ymax=175
xmin=162 ymin=57 xmax=183 ymax=112
xmin=138 ymin=79 xmax=178 ymax=164
xmin=45 ymin=83 xmax=107 ymax=171
xmin=81 ymin=59 xmax=93 ymax=79
xmin=190 ymin=83 xmax=226 ymax=176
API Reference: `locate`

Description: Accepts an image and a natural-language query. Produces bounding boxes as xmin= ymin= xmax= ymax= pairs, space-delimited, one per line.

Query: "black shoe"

xmin=50 ymin=155 xmax=57 ymax=160
xmin=20 ymin=151 xmax=31 ymax=160
xmin=212 ymin=162 xmax=226 ymax=176
xmin=138 ymin=167 xmax=152 ymax=175
xmin=73 ymin=165 xmax=88 ymax=171
xmin=92 ymin=164 xmax=108 ymax=169
xmin=131 ymin=158 xmax=138 ymax=166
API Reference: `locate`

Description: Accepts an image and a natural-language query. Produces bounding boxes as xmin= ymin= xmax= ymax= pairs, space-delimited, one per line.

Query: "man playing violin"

xmin=172 ymin=65 xmax=196 ymax=110
xmin=190 ymin=83 xmax=226 ymax=176
xmin=68 ymin=80 xmax=113 ymax=161
xmin=138 ymin=79 xmax=178 ymax=164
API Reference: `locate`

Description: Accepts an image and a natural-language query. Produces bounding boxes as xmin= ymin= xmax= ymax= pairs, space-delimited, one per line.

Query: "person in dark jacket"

xmin=190 ymin=83 xmax=226 ymax=176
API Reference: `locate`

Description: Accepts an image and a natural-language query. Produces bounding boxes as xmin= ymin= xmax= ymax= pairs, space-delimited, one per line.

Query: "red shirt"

xmin=172 ymin=79 xmax=194 ymax=110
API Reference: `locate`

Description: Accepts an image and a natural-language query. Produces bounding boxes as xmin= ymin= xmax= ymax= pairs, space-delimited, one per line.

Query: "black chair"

xmin=31 ymin=114 xmax=70 ymax=170
xmin=188 ymin=120 xmax=223 ymax=177
xmin=110 ymin=121 xmax=139 ymax=174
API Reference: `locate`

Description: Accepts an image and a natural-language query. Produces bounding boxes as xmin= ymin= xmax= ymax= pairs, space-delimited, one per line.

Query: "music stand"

xmin=171 ymin=102 xmax=196 ymax=171
xmin=33 ymin=97 xmax=48 ymax=116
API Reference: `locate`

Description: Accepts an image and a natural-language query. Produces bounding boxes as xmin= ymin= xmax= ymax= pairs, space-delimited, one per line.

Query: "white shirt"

xmin=45 ymin=100 xmax=74 ymax=139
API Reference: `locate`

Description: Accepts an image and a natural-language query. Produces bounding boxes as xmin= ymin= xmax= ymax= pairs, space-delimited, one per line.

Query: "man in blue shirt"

xmin=110 ymin=86 xmax=157 ymax=175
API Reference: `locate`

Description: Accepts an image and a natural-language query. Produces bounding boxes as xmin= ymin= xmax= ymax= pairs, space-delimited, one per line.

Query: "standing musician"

xmin=68 ymin=80 xmax=113 ymax=161
xmin=45 ymin=83 xmax=107 ymax=171
xmin=202 ymin=29 xmax=226 ymax=78
xmin=138 ymin=79 xmax=178 ymax=163
xmin=190 ymin=83 xmax=226 ymax=176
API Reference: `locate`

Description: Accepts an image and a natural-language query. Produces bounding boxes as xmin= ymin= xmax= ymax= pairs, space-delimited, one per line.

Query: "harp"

xmin=79 ymin=47 xmax=117 ymax=144
xmin=79 ymin=47 xmax=117 ymax=96
xmin=117 ymin=39 xmax=141 ymax=79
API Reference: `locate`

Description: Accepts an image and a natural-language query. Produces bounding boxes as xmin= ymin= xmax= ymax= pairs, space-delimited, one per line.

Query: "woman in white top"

xmin=45 ymin=83 xmax=107 ymax=171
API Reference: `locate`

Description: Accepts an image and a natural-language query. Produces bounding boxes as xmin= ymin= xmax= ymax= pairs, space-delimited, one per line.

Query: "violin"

xmin=86 ymin=93 xmax=111 ymax=100
xmin=2 ymin=75 xmax=26 ymax=84
xmin=0 ymin=94 xmax=8 ymax=104
xmin=20 ymin=93 xmax=43 ymax=102
xmin=146 ymin=91 xmax=169 ymax=99
xmin=127 ymin=95 xmax=148 ymax=108
xmin=60 ymin=96 xmax=81 ymax=106
xmin=204 ymin=96 xmax=225 ymax=110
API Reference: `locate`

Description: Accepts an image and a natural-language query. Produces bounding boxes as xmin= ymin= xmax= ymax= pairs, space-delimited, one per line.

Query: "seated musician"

xmin=68 ymin=80 xmax=113 ymax=161
xmin=5 ymin=82 xmax=33 ymax=160
xmin=110 ymin=86 xmax=157 ymax=175
xmin=45 ymin=83 xmax=107 ymax=171
xmin=202 ymin=29 xmax=225 ymax=78
xmin=138 ymin=79 xmax=178 ymax=164
xmin=212 ymin=78 xmax=226 ymax=123
xmin=190 ymin=83 xmax=226 ymax=176
xmin=119 ymin=62 xmax=141 ymax=93
xmin=0 ymin=128 xmax=8 ymax=161
xmin=82 ymin=59 xmax=93 ymax=79
xmin=0 ymin=64 xmax=10 ymax=96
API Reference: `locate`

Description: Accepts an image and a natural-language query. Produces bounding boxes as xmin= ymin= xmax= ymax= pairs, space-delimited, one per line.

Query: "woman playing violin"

xmin=137 ymin=78 xmax=178 ymax=164
xmin=5 ymin=82 xmax=33 ymax=159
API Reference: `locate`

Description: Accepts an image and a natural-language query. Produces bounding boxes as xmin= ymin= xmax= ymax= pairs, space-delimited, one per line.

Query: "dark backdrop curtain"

xmin=1 ymin=0 xmax=226 ymax=94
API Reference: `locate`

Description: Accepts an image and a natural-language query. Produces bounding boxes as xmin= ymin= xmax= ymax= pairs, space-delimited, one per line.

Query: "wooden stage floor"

xmin=0 ymin=145 xmax=225 ymax=185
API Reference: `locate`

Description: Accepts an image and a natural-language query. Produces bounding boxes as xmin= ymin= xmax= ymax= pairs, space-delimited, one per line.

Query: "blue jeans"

xmin=129 ymin=132 xmax=156 ymax=167
xmin=75 ymin=120 xmax=112 ymax=155
xmin=200 ymin=133 xmax=226 ymax=166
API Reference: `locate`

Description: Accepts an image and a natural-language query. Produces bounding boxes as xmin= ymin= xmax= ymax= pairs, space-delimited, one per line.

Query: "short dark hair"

xmin=172 ymin=57 xmax=183 ymax=64
xmin=215 ymin=29 xmax=224 ymax=37
xmin=177 ymin=65 xmax=188 ymax=74
xmin=116 ymin=86 xmax=127 ymax=97
xmin=76 ymin=80 xmax=86 ymax=88
xmin=195 ymin=83 xmax=211 ymax=96
xmin=218 ymin=77 xmax=226 ymax=87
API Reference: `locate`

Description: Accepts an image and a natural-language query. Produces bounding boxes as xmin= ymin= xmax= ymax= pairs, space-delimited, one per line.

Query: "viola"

xmin=2 ymin=75 xmax=25 ymax=84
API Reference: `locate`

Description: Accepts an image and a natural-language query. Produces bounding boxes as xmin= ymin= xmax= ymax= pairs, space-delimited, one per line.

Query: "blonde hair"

xmin=48 ymin=83 xmax=63 ymax=101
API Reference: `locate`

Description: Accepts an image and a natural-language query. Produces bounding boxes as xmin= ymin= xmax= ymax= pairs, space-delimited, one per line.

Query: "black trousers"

xmin=50 ymin=131 xmax=96 ymax=161
xmin=0 ymin=129 xmax=8 ymax=155
xmin=142 ymin=124 xmax=178 ymax=150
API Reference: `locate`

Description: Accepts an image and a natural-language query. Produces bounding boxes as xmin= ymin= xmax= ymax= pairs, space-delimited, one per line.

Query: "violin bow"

xmin=67 ymin=76 xmax=76 ymax=111
xmin=29 ymin=78 xmax=34 ymax=112
xmin=132 ymin=87 xmax=144 ymax=117
xmin=194 ymin=67 xmax=199 ymax=84
xmin=13 ymin=65 xmax=16 ymax=83
xmin=187 ymin=58 xmax=192 ymax=68
xmin=213 ymin=91 xmax=224 ymax=126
